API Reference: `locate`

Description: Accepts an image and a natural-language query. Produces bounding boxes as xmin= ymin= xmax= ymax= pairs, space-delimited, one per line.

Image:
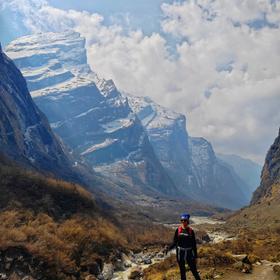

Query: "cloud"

xmin=2 ymin=0 xmax=280 ymax=163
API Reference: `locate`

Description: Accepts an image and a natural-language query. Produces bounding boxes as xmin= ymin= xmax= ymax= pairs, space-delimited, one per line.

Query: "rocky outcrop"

xmin=251 ymin=128 xmax=280 ymax=204
xmin=0 ymin=246 xmax=52 ymax=280
xmin=6 ymin=32 xmax=177 ymax=196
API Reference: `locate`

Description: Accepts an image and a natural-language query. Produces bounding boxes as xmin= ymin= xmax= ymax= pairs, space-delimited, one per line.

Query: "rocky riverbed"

xmin=106 ymin=216 xmax=228 ymax=280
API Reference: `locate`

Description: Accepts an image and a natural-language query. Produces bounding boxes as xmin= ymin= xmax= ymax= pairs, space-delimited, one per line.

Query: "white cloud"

xmin=2 ymin=0 xmax=280 ymax=163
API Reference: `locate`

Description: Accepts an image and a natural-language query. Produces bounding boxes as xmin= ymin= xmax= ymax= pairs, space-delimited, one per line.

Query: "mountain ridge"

xmin=218 ymin=153 xmax=261 ymax=196
xmin=5 ymin=31 xmax=178 ymax=197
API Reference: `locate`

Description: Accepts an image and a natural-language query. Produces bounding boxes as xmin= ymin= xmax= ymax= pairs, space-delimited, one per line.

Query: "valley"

xmin=0 ymin=24 xmax=279 ymax=280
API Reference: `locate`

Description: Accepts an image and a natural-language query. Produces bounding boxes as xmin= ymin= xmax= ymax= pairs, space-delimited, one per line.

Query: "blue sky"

xmin=1 ymin=0 xmax=174 ymax=46
xmin=48 ymin=0 xmax=176 ymax=34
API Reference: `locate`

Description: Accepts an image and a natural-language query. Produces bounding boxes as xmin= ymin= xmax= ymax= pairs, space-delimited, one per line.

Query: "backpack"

xmin=178 ymin=226 xmax=193 ymax=237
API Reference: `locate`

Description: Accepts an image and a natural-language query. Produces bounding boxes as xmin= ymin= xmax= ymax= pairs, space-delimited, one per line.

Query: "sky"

xmin=1 ymin=0 xmax=280 ymax=163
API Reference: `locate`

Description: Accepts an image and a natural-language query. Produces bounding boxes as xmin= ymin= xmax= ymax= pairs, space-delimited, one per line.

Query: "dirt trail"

xmin=221 ymin=261 xmax=279 ymax=280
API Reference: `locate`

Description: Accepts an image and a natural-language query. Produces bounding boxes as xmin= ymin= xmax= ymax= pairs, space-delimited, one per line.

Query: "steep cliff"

xmin=0 ymin=42 xmax=78 ymax=180
xmin=6 ymin=32 xmax=177 ymax=196
xmin=251 ymin=128 xmax=280 ymax=204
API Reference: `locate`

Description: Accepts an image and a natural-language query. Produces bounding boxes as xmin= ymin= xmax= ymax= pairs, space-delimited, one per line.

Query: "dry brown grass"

xmin=0 ymin=210 xmax=125 ymax=274
xmin=0 ymin=160 xmax=174 ymax=278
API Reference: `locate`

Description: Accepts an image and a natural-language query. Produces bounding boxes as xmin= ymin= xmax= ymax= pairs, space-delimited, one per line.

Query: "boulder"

xmin=273 ymin=265 xmax=280 ymax=277
xmin=128 ymin=267 xmax=143 ymax=279
xmin=114 ymin=258 xmax=125 ymax=271
xmin=0 ymin=273 xmax=7 ymax=280
xmin=242 ymin=263 xmax=252 ymax=273
xmin=156 ymin=252 xmax=164 ymax=259
xmin=143 ymin=257 xmax=152 ymax=265
xmin=232 ymin=261 xmax=252 ymax=273
xmin=121 ymin=253 xmax=132 ymax=268
xmin=232 ymin=254 xmax=248 ymax=262
xmin=100 ymin=263 xmax=114 ymax=280
xmin=233 ymin=261 xmax=244 ymax=271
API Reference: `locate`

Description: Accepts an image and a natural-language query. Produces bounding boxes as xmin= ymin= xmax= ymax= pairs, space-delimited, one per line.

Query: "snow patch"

xmin=102 ymin=114 xmax=135 ymax=133
xmin=81 ymin=139 xmax=118 ymax=155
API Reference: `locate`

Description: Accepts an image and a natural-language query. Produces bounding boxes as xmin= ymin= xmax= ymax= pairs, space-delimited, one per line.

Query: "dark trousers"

xmin=177 ymin=249 xmax=201 ymax=280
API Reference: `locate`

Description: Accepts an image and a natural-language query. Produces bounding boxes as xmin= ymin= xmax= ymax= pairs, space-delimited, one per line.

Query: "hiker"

xmin=166 ymin=213 xmax=201 ymax=280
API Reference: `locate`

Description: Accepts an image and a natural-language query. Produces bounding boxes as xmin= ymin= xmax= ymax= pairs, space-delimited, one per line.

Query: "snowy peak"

xmin=5 ymin=31 xmax=94 ymax=97
xmin=5 ymin=31 xmax=88 ymax=68
xmin=6 ymin=31 xmax=121 ymax=101
xmin=127 ymin=94 xmax=186 ymax=130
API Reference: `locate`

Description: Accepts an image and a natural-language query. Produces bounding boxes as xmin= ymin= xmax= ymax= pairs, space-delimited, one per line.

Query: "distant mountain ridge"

xmin=218 ymin=153 xmax=261 ymax=195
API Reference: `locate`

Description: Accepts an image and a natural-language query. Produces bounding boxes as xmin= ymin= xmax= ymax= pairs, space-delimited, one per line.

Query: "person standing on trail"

xmin=167 ymin=213 xmax=201 ymax=280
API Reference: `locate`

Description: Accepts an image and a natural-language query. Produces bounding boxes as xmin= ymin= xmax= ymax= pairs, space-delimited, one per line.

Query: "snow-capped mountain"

xmin=5 ymin=32 xmax=177 ymax=196
xmin=127 ymin=95 xmax=249 ymax=209
xmin=0 ymin=42 xmax=79 ymax=180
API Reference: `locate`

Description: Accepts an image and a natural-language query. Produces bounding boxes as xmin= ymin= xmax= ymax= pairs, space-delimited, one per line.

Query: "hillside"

xmin=0 ymin=156 xmax=177 ymax=279
xmin=228 ymin=128 xmax=280 ymax=229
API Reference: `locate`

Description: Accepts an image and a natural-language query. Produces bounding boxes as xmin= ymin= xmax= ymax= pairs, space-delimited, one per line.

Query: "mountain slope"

xmin=218 ymin=153 xmax=261 ymax=196
xmin=0 ymin=42 xmax=79 ymax=180
xmin=5 ymin=32 xmax=177 ymax=196
xmin=189 ymin=137 xmax=249 ymax=208
xmin=251 ymin=128 xmax=280 ymax=205
xmin=228 ymin=128 xmax=280 ymax=228
xmin=127 ymin=94 xmax=248 ymax=209
xmin=127 ymin=95 xmax=192 ymax=192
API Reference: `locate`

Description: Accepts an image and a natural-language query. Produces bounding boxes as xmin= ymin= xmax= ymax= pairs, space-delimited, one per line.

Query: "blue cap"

xmin=180 ymin=213 xmax=190 ymax=220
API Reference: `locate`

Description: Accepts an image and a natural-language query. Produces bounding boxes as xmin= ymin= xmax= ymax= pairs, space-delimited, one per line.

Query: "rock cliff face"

xmin=189 ymin=137 xmax=248 ymax=208
xmin=127 ymin=95 xmax=192 ymax=192
xmin=251 ymin=128 xmax=280 ymax=204
xmin=228 ymin=129 xmax=280 ymax=228
xmin=128 ymin=95 xmax=248 ymax=209
xmin=0 ymin=43 xmax=77 ymax=179
xmin=6 ymin=32 xmax=177 ymax=196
